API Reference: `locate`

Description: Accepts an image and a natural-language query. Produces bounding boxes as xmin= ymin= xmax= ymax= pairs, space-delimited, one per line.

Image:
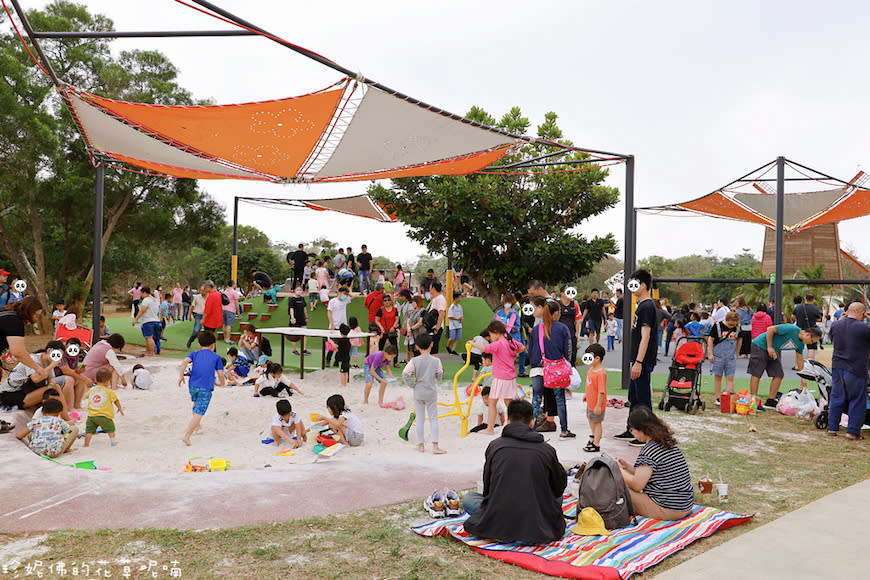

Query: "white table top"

xmin=257 ymin=327 xmax=374 ymax=339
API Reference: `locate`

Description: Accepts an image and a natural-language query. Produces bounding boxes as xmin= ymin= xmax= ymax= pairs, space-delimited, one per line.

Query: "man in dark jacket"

xmin=462 ymin=399 xmax=567 ymax=544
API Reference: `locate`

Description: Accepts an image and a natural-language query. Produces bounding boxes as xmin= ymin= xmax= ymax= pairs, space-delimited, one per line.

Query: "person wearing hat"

xmin=462 ymin=399 xmax=567 ymax=544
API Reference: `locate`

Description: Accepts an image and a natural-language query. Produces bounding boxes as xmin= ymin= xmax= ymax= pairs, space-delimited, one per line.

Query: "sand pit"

xmin=3 ymin=356 xmax=629 ymax=476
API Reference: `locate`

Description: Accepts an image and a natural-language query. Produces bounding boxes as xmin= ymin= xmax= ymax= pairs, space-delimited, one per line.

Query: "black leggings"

xmin=259 ymin=382 xmax=293 ymax=397
xmin=378 ymin=332 xmax=398 ymax=352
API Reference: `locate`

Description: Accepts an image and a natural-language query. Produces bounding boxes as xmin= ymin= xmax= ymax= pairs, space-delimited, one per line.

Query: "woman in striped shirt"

xmin=616 ymin=407 xmax=694 ymax=520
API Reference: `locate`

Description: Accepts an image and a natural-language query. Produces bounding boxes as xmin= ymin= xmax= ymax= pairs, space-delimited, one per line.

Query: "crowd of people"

xmin=3 ymin=261 xmax=868 ymax=546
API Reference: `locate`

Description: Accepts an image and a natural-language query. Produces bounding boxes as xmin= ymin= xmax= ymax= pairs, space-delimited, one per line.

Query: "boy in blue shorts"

xmin=178 ymin=331 xmax=225 ymax=446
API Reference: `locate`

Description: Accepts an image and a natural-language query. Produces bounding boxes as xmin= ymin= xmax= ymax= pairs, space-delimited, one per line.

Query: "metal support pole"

xmin=231 ymin=196 xmax=239 ymax=283
xmin=775 ymin=156 xmax=785 ymax=323
xmin=622 ymin=156 xmax=636 ymax=391
xmin=92 ymin=163 xmax=104 ymax=345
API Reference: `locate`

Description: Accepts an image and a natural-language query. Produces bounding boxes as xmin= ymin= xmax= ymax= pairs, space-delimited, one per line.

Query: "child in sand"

xmin=402 ymin=334 xmax=445 ymax=454
xmin=335 ymin=324 xmax=351 ymax=387
xmin=254 ymin=362 xmax=303 ymax=398
xmin=314 ymin=394 xmax=364 ymax=447
xmin=84 ymin=367 xmax=124 ymax=447
xmin=363 ymin=345 xmax=397 ymax=405
xmin=267 ymin=399 xmax=306 ymax=448
xmin=582 ymin=343 xmax=607 ymax=452
xmin=17 ymin=398 xmax=78 ymax=458
xmin=469 ymin=386 xmax=506 ymax=433
xmin=178 ymin=331 xmax=225 ymax=446
xmin=224 ymin=347 xmax=251 ymax=385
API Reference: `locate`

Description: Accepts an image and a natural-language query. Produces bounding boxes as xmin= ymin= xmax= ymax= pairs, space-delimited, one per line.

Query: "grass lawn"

xmin=4 ymin=407 xmax=867 ymax=578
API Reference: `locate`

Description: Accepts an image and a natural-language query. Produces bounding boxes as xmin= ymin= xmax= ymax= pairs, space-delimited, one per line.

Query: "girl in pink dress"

xmin=477 ymin=319 xmax=525 ymax=434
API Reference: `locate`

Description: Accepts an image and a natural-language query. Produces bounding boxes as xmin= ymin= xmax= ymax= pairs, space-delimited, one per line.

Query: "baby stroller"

xmin=658 ymin=338 xmax=706 ymax=413
xmin=795 ymin=359 xmax=832 ymax=430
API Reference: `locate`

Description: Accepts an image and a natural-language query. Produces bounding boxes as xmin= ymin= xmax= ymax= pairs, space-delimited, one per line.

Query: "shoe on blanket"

xmin=424 ymin=490 xmax=446 ymax=518
xmin=444 ymin=489 xmax=462 ymax=517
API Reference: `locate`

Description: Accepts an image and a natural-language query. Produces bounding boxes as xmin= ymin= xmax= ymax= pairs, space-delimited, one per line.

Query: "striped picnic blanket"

xmin=412 ymin=495 xmax=753 ymax=579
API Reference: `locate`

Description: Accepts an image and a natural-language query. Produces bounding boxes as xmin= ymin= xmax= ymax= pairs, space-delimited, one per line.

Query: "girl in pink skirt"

xmin=478 ymin=320 xmax=525 ymax=434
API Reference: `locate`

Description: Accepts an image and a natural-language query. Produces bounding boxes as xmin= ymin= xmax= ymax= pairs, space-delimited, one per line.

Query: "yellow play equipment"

xmin=436 ymin=342 xmax=491 ymax=437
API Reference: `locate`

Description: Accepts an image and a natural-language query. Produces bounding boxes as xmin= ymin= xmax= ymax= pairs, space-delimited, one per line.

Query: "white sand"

xmin=5 ymin=356 xmax=623 ymax=476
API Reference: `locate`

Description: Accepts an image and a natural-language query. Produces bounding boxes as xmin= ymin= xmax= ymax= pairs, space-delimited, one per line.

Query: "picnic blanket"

xmin=412 ymin=494 xmax=753 ymax=579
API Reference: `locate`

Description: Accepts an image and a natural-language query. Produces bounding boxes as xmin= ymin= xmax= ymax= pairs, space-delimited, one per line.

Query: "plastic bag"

xmin=776 ymin=390 xmax=801 ymax=416
xmin=570 ymin=368 xmax=582 ymax=390
xmin=795 ymin=387 xmax=818 ymax=419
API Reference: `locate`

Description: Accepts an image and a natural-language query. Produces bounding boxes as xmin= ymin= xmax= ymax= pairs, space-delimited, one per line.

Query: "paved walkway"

xmin=656 ymin=477 xmax=870 ymax=579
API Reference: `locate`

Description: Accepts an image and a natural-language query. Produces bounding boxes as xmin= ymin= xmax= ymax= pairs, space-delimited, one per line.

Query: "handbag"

xmin=538 ymin=325 xmax=572 ymax=389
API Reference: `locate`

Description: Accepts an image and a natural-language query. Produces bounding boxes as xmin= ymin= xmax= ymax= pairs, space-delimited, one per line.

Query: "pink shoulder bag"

xmin=538 ymin=325 xmax=572 ymax=389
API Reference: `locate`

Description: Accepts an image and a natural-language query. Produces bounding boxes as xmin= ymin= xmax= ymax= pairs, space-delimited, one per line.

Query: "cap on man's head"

xmin=0 ymin=268 xmax=10 ymax=276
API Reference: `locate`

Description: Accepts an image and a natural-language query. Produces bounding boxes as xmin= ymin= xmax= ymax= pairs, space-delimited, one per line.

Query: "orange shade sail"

xmin=79 ymin=89 xmax=344 ymax=179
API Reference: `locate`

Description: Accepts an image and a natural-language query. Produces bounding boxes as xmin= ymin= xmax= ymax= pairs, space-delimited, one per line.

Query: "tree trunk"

xmin=27 ymin=191 xmax=51 ymax=335
xmin=469 ymin=271 xmax=506 ymax=311
xmin=76 ymin=188 xmax=136 ymax=306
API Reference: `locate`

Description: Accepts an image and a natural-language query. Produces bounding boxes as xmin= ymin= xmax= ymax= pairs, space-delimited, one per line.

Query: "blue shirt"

xmin=831 ymin=317 xmax=870 ymax=378
xmin=685 ymin=321 xmax=708 ymax=338
xmin=187 ymin=349 xmax=223 ymax=390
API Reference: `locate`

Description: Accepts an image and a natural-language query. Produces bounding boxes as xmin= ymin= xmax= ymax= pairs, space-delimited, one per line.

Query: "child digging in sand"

xmin=16 ymin=398 xmax=78 ymax=458
xmin=254 ymin=362 xmax=303 ymax=397
xmin=402 ymin=334 xmax=446 ymax=454
xmin=84 ymin=367 xmax=124 ymax=447
xmin=267 ymin=399 xmax=306 ymax=448
xmin=363 ymin=345 xmax=397 ymax=405
xmin=314 ymin=394 xmax=364 ymax=447
xmin=178 ymin=331 xmax=225 ymax=446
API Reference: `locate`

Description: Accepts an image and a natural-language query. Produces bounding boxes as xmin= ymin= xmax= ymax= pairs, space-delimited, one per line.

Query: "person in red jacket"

xmin=364 ymin=283 xmax=385 ymax=333
xmin=201 ymin=280 xmax=223 ymax=334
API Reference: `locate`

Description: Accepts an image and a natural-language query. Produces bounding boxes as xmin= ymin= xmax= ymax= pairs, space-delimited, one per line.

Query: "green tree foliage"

xmin=200 ymin=226 xmax=290 ymax=289
xmin=0 ymin=2 xmax=224 ymax=321
xmin=369 ymin=107 xmax=619 ymax=308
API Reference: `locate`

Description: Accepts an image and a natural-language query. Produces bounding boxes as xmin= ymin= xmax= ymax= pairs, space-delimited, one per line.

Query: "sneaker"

xmin=423 ymin=490 xmax=446 ymax=518
xmin=535 ymin=420 xmax=557 ymax=433
xmin=763 ymin=398 xmax=778 ymax=410
xmin=559 ymin=431 xmax=577 ymax=440
xmin=628 ymin=438 xmax=645 ymax=447
xmin=715 ymin=398 xmax=720 ymax=406
xmin=444 ymin=489 xmax=462 ymax=517
xmin=614 ymin=429 xmax=634 ymax=440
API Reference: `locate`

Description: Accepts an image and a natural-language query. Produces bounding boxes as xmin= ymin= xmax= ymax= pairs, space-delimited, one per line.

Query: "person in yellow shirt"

xmin=84 ymin=367 xmax=124 ymax=447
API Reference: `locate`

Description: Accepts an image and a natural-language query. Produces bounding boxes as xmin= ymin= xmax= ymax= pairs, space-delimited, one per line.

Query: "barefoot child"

xmin=473 ymin=320 xmax=525 ymax=435
xmin=314 ymin=394 xmax=364 ymax=446
xmin=255 ymin=362 xmax=303 ymax=397
xmin=583 ymin=344 xmax=607 ymax=452
xmin=84 ymin=367 xmax=124 ymax=447
xmin=363 ymin=345 xmax=397 ymax=405
xmin=268 ymin=399 xmax=306 ymax=448
xmin=16 ymin=398 xmax=78 ymax=458
xmin=402 ymin=334 xmax=446 ymax=454
xmin=178 ymin=331 xmax=225 ymax=446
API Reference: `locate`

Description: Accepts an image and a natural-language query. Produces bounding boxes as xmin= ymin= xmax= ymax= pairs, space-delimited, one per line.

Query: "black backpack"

xmin=220 ymin=292 xmax=230 ymax=306
xmin=577 ymin=453 xmax=636 ymax=530
xmin=422 ymin=307 xmax=440 ymax=330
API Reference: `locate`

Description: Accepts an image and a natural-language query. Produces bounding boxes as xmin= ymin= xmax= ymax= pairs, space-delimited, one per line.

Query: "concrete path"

xmin=656 ymin=477 xmax=870 ymax=579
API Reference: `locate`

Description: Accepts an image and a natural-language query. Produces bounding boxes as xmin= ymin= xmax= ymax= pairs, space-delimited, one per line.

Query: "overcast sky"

xmin=24 ymin=0 xmax=870 ymax=267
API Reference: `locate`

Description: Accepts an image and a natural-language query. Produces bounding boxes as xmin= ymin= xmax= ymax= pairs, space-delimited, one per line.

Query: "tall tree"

xmin=0 ymin=2 xmax=223 ymax=326
xmin=369 ymin=107 xmax=619 ymax=308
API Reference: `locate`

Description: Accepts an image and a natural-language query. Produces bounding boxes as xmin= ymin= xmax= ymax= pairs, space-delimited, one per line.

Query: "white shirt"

xmin=340 ymin=410 xmax=363 ymax=434
xmin=711 ymin=306 xmax=729 ymax=324
xmin=138 ymin=296 xmax=160 ymax=324
xmin=429 ymin=294 xmax=447 ymax=315
xmin=267 ymin=412 xmax=300 ymax=436
xmin=327 ymin=297 xmax=348 ymax=328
